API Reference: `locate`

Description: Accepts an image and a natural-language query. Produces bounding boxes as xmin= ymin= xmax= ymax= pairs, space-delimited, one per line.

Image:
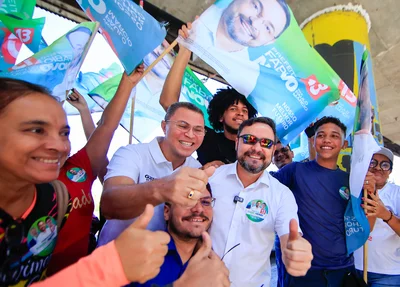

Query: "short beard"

xmin=238 ymin=151 xmax=269 ymax=174
xmin=225 ymin=13 xmax=249 ymax=47
xmin=168 ymin=214 xmax=210 ymax=241
xmin=224 ymin=122 xmax=238 ymax=136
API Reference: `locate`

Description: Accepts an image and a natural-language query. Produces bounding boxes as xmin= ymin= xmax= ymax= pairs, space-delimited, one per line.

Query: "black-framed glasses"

xmin=273 ymin=146 xmax=290 ymax=157
xmin=369 ymin=159 xmax=392 ymax=171
xmin=239 ymin=134 xmax=275 ymax=149
xmin=165 ymin=120 xmax=206 ymax=136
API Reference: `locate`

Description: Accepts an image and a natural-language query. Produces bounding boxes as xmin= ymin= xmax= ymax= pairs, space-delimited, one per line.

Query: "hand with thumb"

xmin=173 ymin=232 xmax=230 ymax=287
xmin=288 ymin=219 xmax=300 ymax=243
xmin=204 ymin=166 xmax=216 ymax=178
xmin=115 ymin=204 xmax=170 ymax=283
xmin=131 ymin=203 xmax=154 ymax=229
xmin=282 ymin=219 xmax=313 ymax=277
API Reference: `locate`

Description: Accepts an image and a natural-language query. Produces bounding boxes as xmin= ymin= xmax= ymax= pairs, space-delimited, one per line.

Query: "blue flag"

xmin=0 ymin=22 xmax=98 ymax=101
xmin=344 ymin=49 xmax=380 ymax=256
xmin=76 ymin=0 xmax=166 ymax=75
xmin=177 ymin=0 xmax=358 ymax=144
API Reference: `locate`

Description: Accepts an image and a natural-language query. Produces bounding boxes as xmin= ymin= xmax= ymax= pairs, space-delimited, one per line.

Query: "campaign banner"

xmin=0 ymin=15 xmax=45 ymax=52
xmin=177 ymin=0 xmax=356 ymax=144
xmin=0 ymin=0 xmax=42 ymax=70
xmin=0 ymin=0 xmax=36 ymax=19
xmin=181 ymin=67 xmax=213 ymax=128
xmin=344 ymin=49 xmax=379 ymax=255
xmin=76 ymin=0 xmax=166 ymax=75
xmin=87 ymin=41 xmax=214 ymax=141
xmin=64 ymin=62 xmax=123 ymax=115
xmin=301 ymin=4 xmax=382 ymax=171
xmin=88 ymin=41 xmax=173 ymax=141
xmin=0 ymin=22 xmax=98 ymax=101
xmin=0 ymin=16 xmax=46 ymax=70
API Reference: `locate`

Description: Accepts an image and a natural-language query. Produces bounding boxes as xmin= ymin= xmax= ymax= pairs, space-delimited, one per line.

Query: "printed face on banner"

xmin=143 ymin=40 xmax=174 ymax=80
xmin=220 ymin=0 xmax=289 ymax=49
xmin=179 ymin=0 xmax=345 ymax=145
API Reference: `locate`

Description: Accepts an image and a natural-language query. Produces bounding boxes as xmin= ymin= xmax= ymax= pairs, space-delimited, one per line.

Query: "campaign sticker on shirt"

xmin=245 ymin=199 xmax=268 ymax=222
xmin=339 ymin=186 xmax=350 ymax=201
xmin=27 ymin=216 xmax=58 ymax=257
xmin=66 ymin=167 xmax=87 ymax=182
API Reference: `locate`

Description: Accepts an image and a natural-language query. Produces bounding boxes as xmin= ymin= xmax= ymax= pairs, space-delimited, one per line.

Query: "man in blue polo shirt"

xmin=130 ymin=185 xmax=214 ymax=287
xmin=273 ymin=117 xmax=375 ymax=287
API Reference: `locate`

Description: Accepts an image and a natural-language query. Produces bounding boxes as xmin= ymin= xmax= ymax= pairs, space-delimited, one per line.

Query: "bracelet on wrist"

xmin=383 ymin=210 xmax=393 ymax=223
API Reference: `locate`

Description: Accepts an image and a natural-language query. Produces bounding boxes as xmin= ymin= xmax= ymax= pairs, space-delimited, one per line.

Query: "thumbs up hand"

xmin=174 ymin=232 xmax=230 ymax=287
xmin=282 ymin=219 xmax=313 ymax=277
xmin=115 ymin=204 xmax=170 ymax=283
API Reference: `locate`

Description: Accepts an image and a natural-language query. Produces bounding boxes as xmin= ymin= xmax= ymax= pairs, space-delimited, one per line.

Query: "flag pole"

xmin=127 ymin=39 xmax=178 ymax=144
xmin=363 ymin=188 xmax=368 ymax=283
xmin=139 ymin=40 xmax=178 ymax=81
xmin=129 ymin=0 xmax=145 ymax=144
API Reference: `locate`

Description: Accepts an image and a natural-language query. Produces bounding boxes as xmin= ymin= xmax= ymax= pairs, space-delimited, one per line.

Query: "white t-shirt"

xmin=178 ymin=6 xmax=259 ymax=97
xmin=354 ymin=182 xmax=400 ymax=274
xmin=98 ymin=137 xmax=201 ymax=245
xmin=209 ymin=162 xmax=300 ymax=287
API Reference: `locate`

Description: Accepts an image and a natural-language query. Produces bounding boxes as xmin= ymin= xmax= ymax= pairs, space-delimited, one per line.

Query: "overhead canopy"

xmin=36 ymin=0 xmax=400 ymax=156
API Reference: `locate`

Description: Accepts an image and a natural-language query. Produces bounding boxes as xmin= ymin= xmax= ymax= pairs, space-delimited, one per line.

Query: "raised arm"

xmin=84 ymin=65 xmax=144 ymax=178
xmin=159 ymin=23 xmax=192 ymax=111
xmin=67 ymin=90 xmax=96 ymax=140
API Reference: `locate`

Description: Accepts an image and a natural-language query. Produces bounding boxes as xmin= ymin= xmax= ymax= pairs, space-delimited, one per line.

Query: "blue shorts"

xmin=356 ymin=270 xmax=400 ymax=287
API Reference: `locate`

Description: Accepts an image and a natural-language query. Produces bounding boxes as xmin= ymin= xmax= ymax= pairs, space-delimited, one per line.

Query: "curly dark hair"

xmin=207 ymin=87 xmax=257 ymax=132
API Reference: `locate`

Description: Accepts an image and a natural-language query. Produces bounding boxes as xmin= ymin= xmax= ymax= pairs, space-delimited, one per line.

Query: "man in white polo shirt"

xmin=98 ymin=102 xmax=214 ymax=245
xmin=209 ymin=117 xmax=313 ymax=287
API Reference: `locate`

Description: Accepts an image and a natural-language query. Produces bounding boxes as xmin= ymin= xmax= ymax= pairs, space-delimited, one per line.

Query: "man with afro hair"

xmin=160 ymin=24 xmax=257 ymax=166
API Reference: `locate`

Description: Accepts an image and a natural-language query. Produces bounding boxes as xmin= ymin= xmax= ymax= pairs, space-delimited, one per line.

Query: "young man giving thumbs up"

xmin=208 ymin=117 xmax=313 ymax=287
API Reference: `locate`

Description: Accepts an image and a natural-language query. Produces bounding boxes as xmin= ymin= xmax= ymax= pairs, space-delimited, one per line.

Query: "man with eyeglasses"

xmin=159 ymin=24 xmax=258 ymax=167
xmin=208 ymin=117 xmax=313 ymax=287
xmin=354 ymin=147 xmax=400 ymax=286
xmin=272 ymin=141 xmax=294 ymax=170
xmin=129 ymin=184 xmax=222 ymax=287
xmin=99 ymin=102 xmax=215 ymax=246
xmin=273 ymin=117 xmax=376 ymax=287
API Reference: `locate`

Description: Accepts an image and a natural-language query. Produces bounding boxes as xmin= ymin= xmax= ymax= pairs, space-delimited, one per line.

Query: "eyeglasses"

xmin=165 ymin=120 xmax=206 ymax=136
xmin=239 ymin=134 xmax=275 ymax=149
xmin=196 ymin=197 xmax=216 ymax=208
xmin=369 ymin=159 xmax=392 ymax=171
xmin=273 ymin=146 xmax=290 ymax=157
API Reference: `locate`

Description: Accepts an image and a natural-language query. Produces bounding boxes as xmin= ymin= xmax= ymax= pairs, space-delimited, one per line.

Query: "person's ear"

xmin=161 ymin=120 xmax=167 ymax=135
xmin=235 ymin=137 xmax=239 ymax=151
xmin=164 ymin=204 xmax=170 ymax=221
xmin=342 ymin=139 xmax=348 ymax=150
